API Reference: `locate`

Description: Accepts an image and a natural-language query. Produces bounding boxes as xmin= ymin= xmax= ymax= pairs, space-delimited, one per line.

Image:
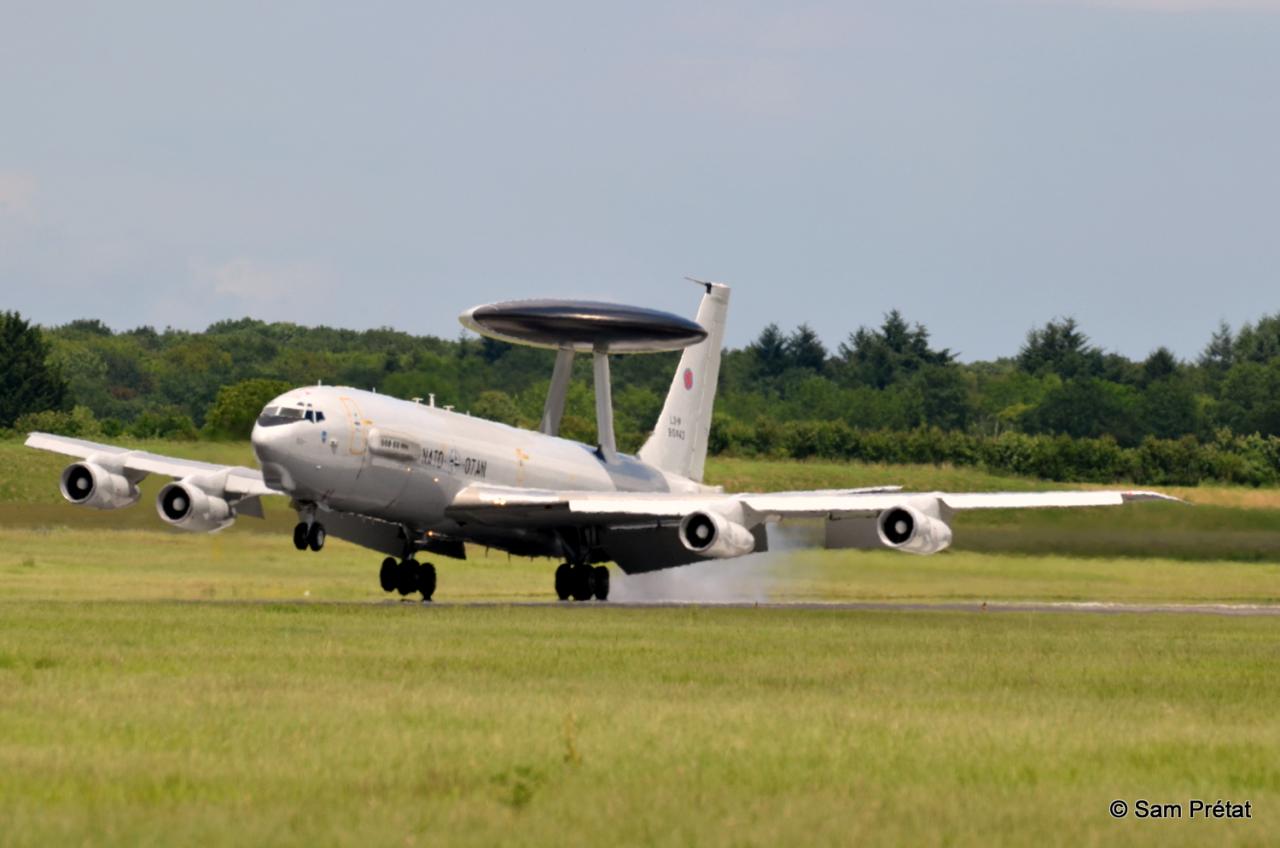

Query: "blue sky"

xmin=1 ymin=1 xmax=1277 ymax=360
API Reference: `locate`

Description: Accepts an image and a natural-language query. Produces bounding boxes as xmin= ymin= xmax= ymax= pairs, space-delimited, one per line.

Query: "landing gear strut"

xmin=555 ymin=563 xmax=609 ymax=602
xmin=380 ymin=557 xmax=436 ymax=602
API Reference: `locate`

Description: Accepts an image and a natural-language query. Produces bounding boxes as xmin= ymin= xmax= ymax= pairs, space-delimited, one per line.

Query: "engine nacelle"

xmin=678 ymin=510 xmax=757 ymax=559
xmin=877 ymin=505 xmax=953 ymax=555
xmin=59 ymin=462 xmax=141 ymax=510
xmin=156 ymin=481 xmax=235 ymax=533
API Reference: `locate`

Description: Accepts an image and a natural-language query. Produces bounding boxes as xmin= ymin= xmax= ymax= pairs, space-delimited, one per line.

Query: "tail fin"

xmin=638 ymin=281 xmax=730 ymax=482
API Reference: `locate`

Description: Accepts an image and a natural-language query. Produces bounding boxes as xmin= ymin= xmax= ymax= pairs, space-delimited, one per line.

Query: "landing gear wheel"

xmin=418 ymin=562 xmax=437 ymax=601
xmin=379 ymin=557 xmax=397 ymax=593
xmin=570 ymin=565 xmax=595 ymax=602
xmin=396 ymin=559 xmax=419 ymax=596
xmin=307 ymin=522 xmax=326 ymax=552
xmin=554 ymin=563 xmax=572 ymax=601
xmin=593 ymin=565 xmax=610 ymax=601
xmin=293 ymin=523 xmax=308 ymax=551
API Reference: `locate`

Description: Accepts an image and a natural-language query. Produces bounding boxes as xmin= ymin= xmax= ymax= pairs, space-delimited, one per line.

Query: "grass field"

xmin=2 ymin=438 xmax=1279 ymax=844
xmin=2 ymin=603 xmax=1276 ymax=846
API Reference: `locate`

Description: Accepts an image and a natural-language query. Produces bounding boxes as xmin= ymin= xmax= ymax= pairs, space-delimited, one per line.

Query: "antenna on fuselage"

xmin=458 ymin=291 xmax=707 ymax=464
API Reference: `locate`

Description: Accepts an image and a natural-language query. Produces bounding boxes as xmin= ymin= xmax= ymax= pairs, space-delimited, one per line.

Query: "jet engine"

xmin=156 ymin=480 xmax=235 ymax=533
xmin=678 ymin=510 xmax=757 ymax=559
xmin=876 ymin=505 xmax=953 ymax=554
xmin=59 ymin=462 xmax=141 ymax=510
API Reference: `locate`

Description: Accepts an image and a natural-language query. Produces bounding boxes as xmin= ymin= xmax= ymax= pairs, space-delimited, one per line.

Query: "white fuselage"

xmin=250 ymin=386 xmax=706 ymax=535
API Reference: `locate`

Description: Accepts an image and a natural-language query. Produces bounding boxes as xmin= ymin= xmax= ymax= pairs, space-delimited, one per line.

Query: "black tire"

xmin=554 ymin=563 xmax=572 ymax=601
xmin=419 ymin=562 xmax=437 ymax=601
xmin=307 ymin=522 xmax=326 ymax=552
xmin=593 ymin=565 xmax=610 ymax=601
xmin=293 ymin=523 xmax=308 ymax=551
xmin=396 ymin=559 xmax=418 ymax=596
xmin=379 ymin=557 xmax=397 ymax=593
xmin=570 ymin=565 xmax=594 ymax=602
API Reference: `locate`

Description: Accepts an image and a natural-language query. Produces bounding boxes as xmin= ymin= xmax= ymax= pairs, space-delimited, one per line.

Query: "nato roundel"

xmin=460 ymin=299 xmax=707 ymax=353
xmin=683 ymin=368 xmax=694 ymax=390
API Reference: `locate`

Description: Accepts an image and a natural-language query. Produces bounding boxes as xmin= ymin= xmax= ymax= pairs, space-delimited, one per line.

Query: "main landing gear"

xmin=293 ymin=521 xmax=326 ymax=552
xmin=555 ymin=563 xmax=610 ymax=602
xmin=380 ymin=557 xmax=436 ymax=602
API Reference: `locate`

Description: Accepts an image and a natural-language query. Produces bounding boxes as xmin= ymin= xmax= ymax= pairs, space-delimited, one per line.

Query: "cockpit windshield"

xmin=257 ymin=405 xmax=325 ymax=427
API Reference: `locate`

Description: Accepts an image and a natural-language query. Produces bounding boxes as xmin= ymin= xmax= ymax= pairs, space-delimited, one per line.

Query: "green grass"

xmin=1 ymin=602 xmax=1276 ymax=846
xmin=4 ymin=526 xmax=1280 ymax=605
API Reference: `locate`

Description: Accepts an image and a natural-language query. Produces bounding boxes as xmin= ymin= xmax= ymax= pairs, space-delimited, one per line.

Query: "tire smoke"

xmin=609 ymin=522 xmax=819 ymax=603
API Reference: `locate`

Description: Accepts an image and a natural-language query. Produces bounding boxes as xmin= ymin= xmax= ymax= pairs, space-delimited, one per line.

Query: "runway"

xmin=51 ymin=597 xmax=1280 ymax=616
xmin=367 ymin=598 xmax=1280 ymax=616
xmin=424 ymin=602 xmax=1280 ymax=622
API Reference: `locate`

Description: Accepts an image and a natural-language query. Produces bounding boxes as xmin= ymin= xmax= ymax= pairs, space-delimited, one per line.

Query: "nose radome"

xmin=252 ymin=426 xmax=297 ymax=493
xmin=251 ymin=419 xmax=291 ymax=464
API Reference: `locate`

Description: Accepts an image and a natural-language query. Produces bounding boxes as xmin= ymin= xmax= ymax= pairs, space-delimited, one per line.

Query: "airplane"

xmin=24 ymin=281 xmax=1178 ymax=602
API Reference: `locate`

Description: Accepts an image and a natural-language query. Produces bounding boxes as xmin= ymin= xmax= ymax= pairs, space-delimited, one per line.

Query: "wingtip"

xmin=1122 ymin=490 xmax=1186 ymax=504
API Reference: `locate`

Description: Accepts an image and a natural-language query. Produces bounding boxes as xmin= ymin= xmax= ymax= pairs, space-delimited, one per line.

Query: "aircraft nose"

xmin=250 ymin=422 xmax=271 ymax=461
xmin=251 ymin=423 xmax=296 ymax=492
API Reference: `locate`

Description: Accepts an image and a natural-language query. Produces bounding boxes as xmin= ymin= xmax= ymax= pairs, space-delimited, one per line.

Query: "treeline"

xmin=711 ymin=422 xmax=1280 ymax=487
xmin=5 ymin=307 xmax=1280 ymax=485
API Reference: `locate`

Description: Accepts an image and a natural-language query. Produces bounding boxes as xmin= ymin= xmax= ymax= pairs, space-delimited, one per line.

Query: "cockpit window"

xmin=256 ymin=405 xmax=307 ymax=427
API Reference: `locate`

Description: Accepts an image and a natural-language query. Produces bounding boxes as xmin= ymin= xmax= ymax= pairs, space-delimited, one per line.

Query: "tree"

xmin=912 ymin=365 xmax=973 ymax=431
xmin=203 ymin=378 xmax=292 ymax=439
xmin=0 ymin=311 xmax=69 ymax=428
xmin=1021 ymin=378 xmax=1139 ymax=443
xmin=1216 ymin=361 xmax=1280 ymax=436
xmin=1140 ymin=347 xmax=1179 ymax=386
xmin=1016 ymin=317 xmax=1103 ymax=379
xmin=471 ymin=390 xmax=521 ymax=426
xmin=61 ymin=318 xmax=113 ymax=337
xmin=837 ymin=310 xmax=953 ymax=389
xmin=1137 ymin=377 xmax=1201 ymax=440
xmin=746 ymin=323 xmax=789 ymax=379
xmin=1233 ymin=314 xmax=1280 ymax=364
xmin=785 ymin=324 xmax=827 ymax=373
xmin=1199 ymin=320 xmax=1235 ymax=378
xmin=480 ymin=337 xmax=513 ymax=365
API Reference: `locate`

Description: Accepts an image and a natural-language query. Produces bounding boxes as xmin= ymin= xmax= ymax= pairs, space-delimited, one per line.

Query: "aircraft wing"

xmin=447 ymin=483 xmax=1178 ymax=527
xmin=741 ymin=488 xmax=1178 ymax=519
xmin=445 ymin=483 xmax=913 ymax=524
xmin=24 ymin=432 xmax=277 ymax=498
xmin=447 ymin=482 xmax=1180 ymax=571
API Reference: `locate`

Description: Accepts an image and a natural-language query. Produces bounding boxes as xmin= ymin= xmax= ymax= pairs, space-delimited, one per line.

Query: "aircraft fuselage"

xmin=250 ymin=386 xmax=705 ymax=540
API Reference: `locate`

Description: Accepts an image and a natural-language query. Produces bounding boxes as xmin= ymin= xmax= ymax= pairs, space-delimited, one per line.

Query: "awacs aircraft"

xmin=25 ymin=281 xmax=1176 ymax=601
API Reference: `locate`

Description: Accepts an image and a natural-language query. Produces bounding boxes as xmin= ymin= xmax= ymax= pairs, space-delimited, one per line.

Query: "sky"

xmin=1 ymin=0 xmax=1277 ymax=362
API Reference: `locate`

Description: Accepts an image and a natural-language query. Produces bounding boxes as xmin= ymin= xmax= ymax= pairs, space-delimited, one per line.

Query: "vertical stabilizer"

xmin=638 ymin=281 xmax=729 ymax=482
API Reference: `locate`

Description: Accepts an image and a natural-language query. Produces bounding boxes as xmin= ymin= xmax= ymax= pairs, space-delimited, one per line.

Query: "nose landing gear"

xmin=555 ymin=563 xmax=609 ymax=602
xmin=380 ymin=557 xmax=436 ymax=602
